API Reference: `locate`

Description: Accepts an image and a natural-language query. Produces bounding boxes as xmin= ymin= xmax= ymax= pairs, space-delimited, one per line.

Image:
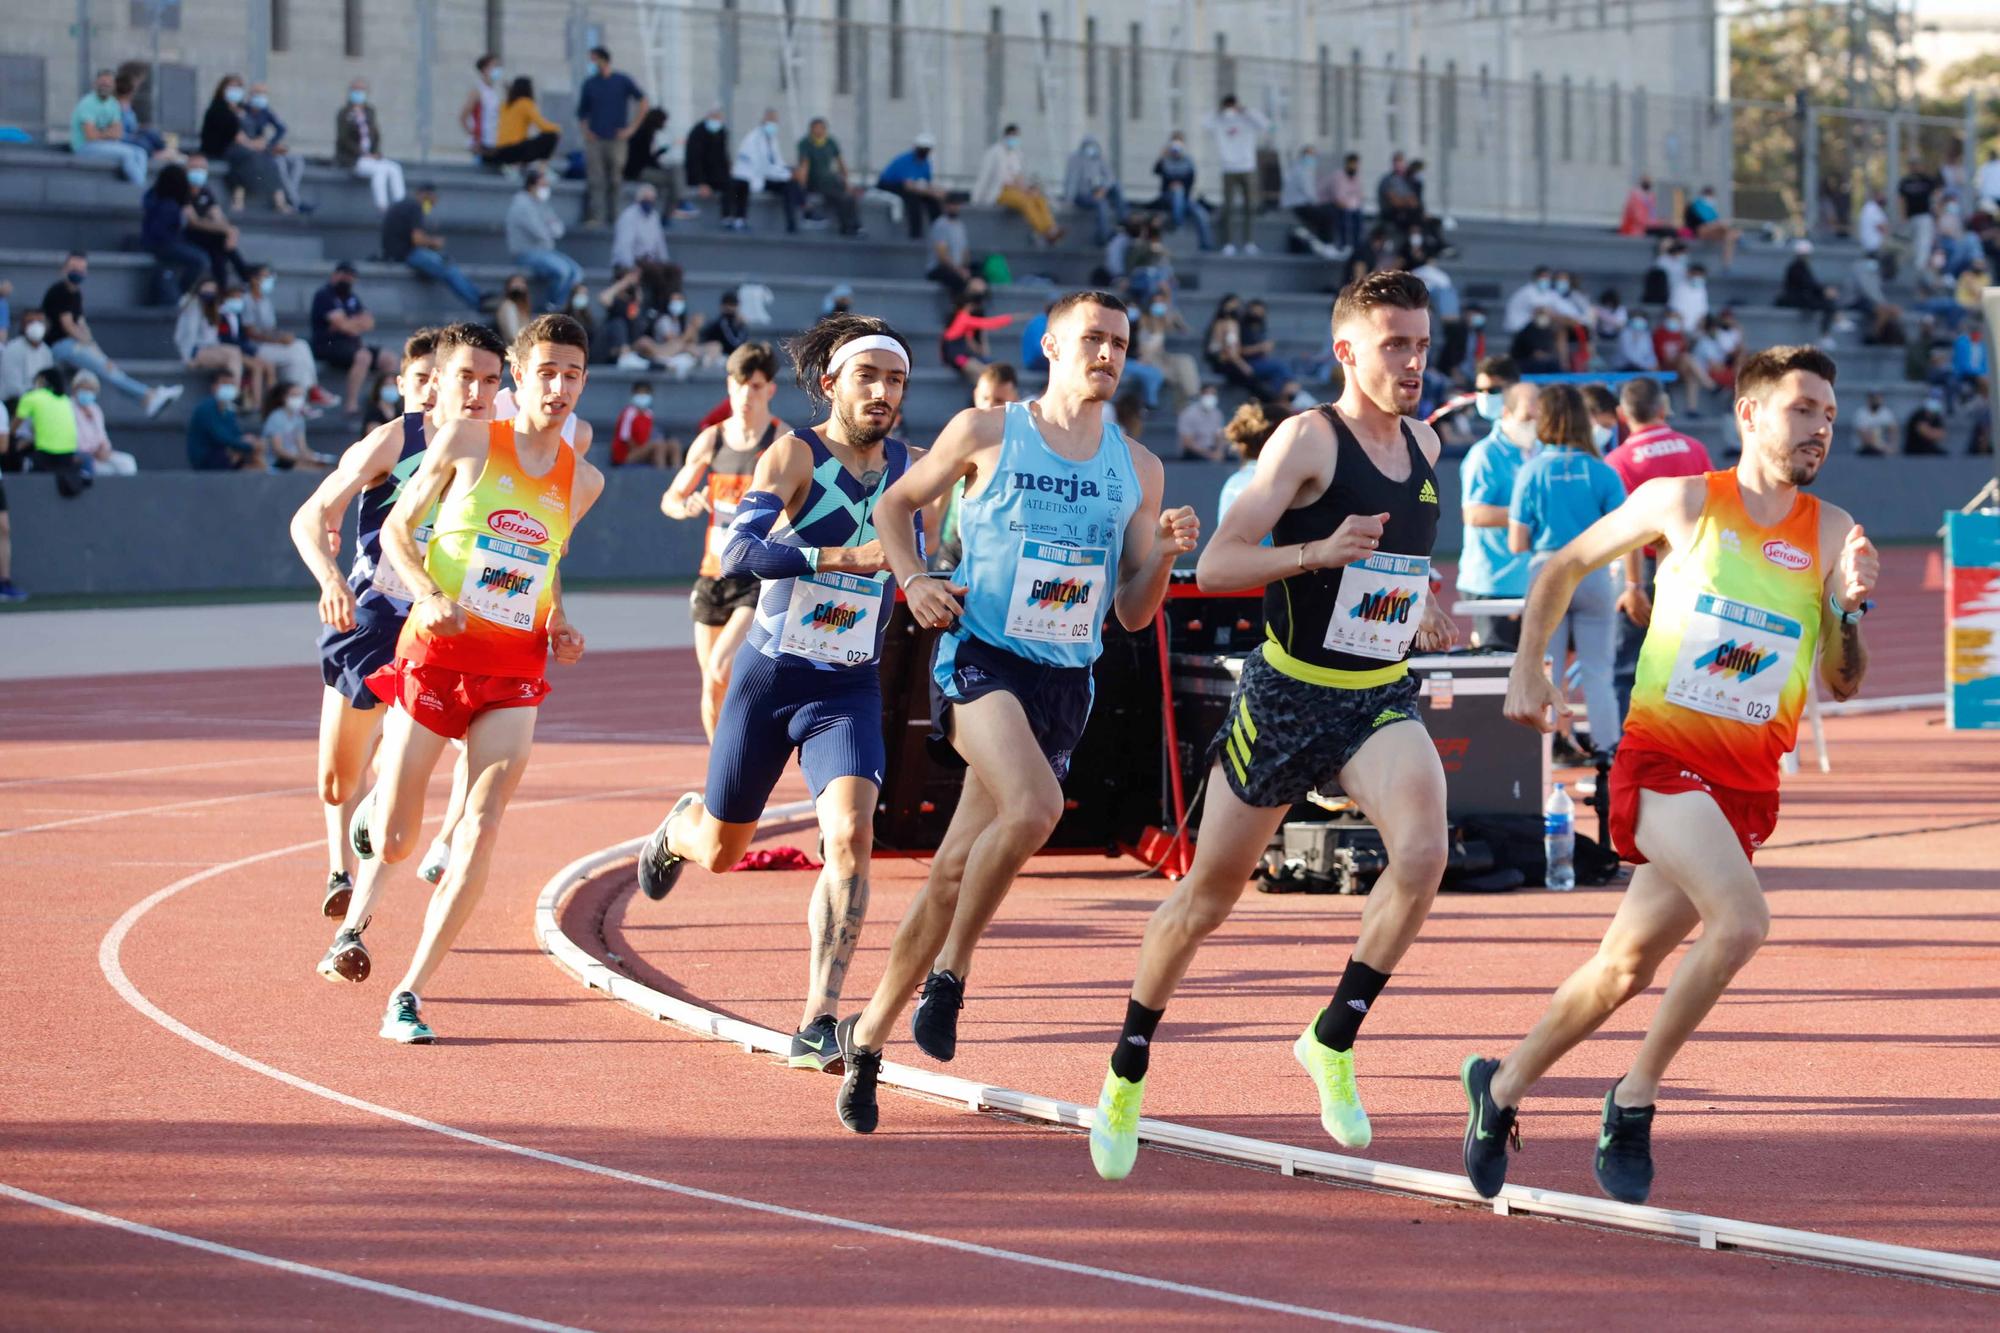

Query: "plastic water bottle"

xmin=1544 ymin=782 xmax=1576 ymax=892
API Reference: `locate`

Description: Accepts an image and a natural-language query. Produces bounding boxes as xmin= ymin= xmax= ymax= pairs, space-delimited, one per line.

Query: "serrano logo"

xmin=1026 ymin=577 xmax=1092 ymax=610
xmin=1762 ymin=539 xmax=1811 ymax=571
xmin=801 ymin=600 xmax=868 ymax=633
xmin=1349 ymin=587 xmax=1418 ymax=624
xmin=1695 ymin=639 xmax=1779 ymax=681
xmin=476 ymin=564 xmax=536 ymax=598
xmin=488 ymin=509 xmax=549 ymax=543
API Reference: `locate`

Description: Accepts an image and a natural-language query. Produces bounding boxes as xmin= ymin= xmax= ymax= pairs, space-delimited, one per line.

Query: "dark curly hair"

xmin=785 ymin=313 xmax=912 ymax=407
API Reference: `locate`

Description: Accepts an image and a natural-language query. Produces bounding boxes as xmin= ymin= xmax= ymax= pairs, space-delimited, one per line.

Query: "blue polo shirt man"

xmin=1458 ymin=396 xmax=1535 ymax=651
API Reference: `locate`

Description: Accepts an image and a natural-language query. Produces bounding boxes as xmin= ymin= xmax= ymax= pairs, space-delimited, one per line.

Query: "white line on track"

xmin=1 ymin=785 xmax=309 ymax=839
xmin=0 ymin=754 xmax=279 ymax=793
xmin=0 ymin=1183 xmax=593 ymax=1332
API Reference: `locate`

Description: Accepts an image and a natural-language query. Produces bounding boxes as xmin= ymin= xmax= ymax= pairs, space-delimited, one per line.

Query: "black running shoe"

xmin=1461 ymin=1054 xmax=1521 ymax=1199
xmin=316 ymin=924 xmax=371 ymax=984
xmin=910 ymin=969 xmax=965 ymax=1062
xmin=321 ymin=870 xmax=353 ymax=920
xmin=789 ymin=1013 xmax=844 ymax=1072
xmin=637 ymin=792 xmax=699 ymax=901
xmin=834 ymin=1015 xmax=881 ymax=1134
xmin=1594 ymin=1080 xmax=1655 ymax=1204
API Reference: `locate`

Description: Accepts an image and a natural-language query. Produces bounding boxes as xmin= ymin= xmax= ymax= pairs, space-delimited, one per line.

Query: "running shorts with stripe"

xmin=1208 ymin=645 xmax=1422 ymax=809
xmin=704 ymin=644 xmax=885 ymax=824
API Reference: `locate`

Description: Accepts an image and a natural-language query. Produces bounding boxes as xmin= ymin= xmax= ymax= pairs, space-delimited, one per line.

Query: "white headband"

xmin=825 ymin=334 xmax=910 ymax=381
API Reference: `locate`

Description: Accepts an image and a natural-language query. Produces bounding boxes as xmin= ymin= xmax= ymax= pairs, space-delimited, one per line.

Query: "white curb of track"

xmin=535 ymin=823 xmax=2000 ymax=1294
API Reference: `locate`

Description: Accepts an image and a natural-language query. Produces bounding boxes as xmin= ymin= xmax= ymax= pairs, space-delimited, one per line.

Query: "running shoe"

xmin=418 ymin=838 xmax=451 ymax=885
xmin=142 ymin=384 xmax=184 ymax=418
xmin=788 ymin=1014 xmax=844 ymax=1072
xmin=321 ymin=870 xmax=352 ymax=920
xmin=348 ymin=790 xmax=376 ymax=861
xmin=1292 ymin=1013 xmax=1371 ymax=1148
xmin=636 ymin=792 xmax=699 ymax=901
xmin=833 ymin=1015 xmax=881 ymax=1133
xmin=909 ymin=969 xmax=964 ymax=1062
xmin=317 ymin=924 xmax=371 ymax=984
xmin=0 ymin=579 xmax=27 ymax=602
xmin=1089 ymin=1066 xmax=1146 ymax=1181
xmin=1593 ymin=1079 xmax=1656 ymax=1204
xmin=379 ymin=990 xmax=434 ymax=1044
xmin=1461 ymin=1054 xmax=1520 ymax=1199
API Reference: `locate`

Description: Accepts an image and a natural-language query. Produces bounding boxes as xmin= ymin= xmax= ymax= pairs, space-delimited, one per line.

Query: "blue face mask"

xmin=348 ymin=89 xmax=367 ymax=106
xmin=1474 ymin=391 xmax=1504 ymax=422
xmin=66 ymin=270 xmax=86 ymax=286
xmin=215 ymin=383 xmax=239 ymax=404
xmin=704 ymin=118 xmax=722 ymax=132
xmin=1149 ymin=303 xmax=1167 ymax=317
xmin=1004 ymin=135 xmax=1020 ymax=150
xmin=75 ymin=390 xmax=98 ymax=407
xmin=249 ymin=94 xmax=269 ymax=110
xmin=638 ymin=200 xmax=655 ymax=215
xmin=222 ymin=297 xmax=244 ymax=314
xmin=224 ymin=86 xmax=245 ymax=105
xmin=632 ymin=393 xmax=653 ymax=410
xmin=187 ymin=168 xmax=208 ymax=186
xmin=1592 ymin=422 xmax=1615 ymax=449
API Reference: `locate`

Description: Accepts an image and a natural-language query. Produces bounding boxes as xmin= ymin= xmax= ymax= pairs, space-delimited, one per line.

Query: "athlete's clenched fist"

xmin=549 ymin=613 xmax=586 ymax=664
xmin=1156 ymin=505 xmax=1200 ymax=555
xmin=411 ymin=589 xmax=467 ymax=640
xmin=904 ymin=575 xmax=966 ymax=630
xmin=1304 ymin=511 xmax=1390 ymax=570
xmin=1833 ymin=523 xmax=1878 ymax=613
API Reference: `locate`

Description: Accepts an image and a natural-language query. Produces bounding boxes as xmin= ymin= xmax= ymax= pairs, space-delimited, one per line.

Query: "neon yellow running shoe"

xmin=1089 ymin=1066 xmax=1146 ymax=1181
xmin=1293 ymin=1013 xmax=1371 ymax=1148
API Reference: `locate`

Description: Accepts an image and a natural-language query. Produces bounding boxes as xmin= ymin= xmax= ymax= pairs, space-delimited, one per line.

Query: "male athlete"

xmin=635 ymin=316 xmax=922 ymax=1069
xmin=1087 ymin=271 xmax=1459 ymax=1180
xmin=832 ymin=290 xmax=1199 ymax=1133
xmin=1463 ymin=344 xmax=1874 ymax=1204
xmin=658 ymin=342 xmax=787 ymax=739
xmin=290 ymin=326 xmax=492 ymax=924
xmin=341 ymin=314 xmax=605 ymax=1043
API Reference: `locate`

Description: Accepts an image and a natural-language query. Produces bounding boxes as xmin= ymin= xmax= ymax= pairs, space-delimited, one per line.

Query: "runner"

xmin=290 ymin=327 xmax=488 ymax=924
xmin=830 ymin=289 xmax=1199 ymax=1134
xmin=339 ymin=313 xmax=604 ymax=1044
xmin=493 ymin=381 xmax=592 ymax=455
xmin=658 ymin=342 xmax=787 ymax=740
xmin=1463 ymin=344 xmax=1874 ymax=1204
xmin=634 ymin=317 xmax=921 ymax=1070
xmin=1085 ymin=271 xmax=1458 ymax=1180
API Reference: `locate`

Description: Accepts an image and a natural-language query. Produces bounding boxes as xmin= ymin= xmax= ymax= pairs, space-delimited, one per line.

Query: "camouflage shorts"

xmin=1207 ymin=647 xmax=1424 ymax=809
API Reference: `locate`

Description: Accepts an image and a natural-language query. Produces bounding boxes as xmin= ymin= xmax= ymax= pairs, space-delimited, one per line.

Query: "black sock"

xmin=1314 ymin=958 xmax=1391 ymax=1052
xmin=1109 ymin=998 xmax=1165 ymax=1082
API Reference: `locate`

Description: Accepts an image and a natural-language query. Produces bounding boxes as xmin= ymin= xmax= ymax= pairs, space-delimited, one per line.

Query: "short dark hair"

xmin=589 ymin=46 xmax=610 ymax=62
xmin=1581 ymin=383 xmax=1618 ymax=417
xmin=510 ymin=313 xmax=590 ymax=364
xmin=1003 ymin=123 xmax=1020 ymax=135
xmin=209 ymin=368 xmax=236 ymax=388
xmin=1049 ymin=289 xmax=1129 ymax=329
xmin=1737 ymin=344 xmax=1838 ymax=401
xmin=977 ymin=362 xmax=1018 ymax=389
xmin=633 ymin=380 xmax=653 ymax=393
xmin=1475 ymin=355 xmax=1519 ymax=385
xmin=1619 ymin=375 xmax=1668 ymax=424
xmin=435 ymin=321 xmax=508 ymax=364
xmin=477 ymin=54 xmax=498 ymax=72
xmin=1331 ymin=270 xmax=1429 ymax=332
xmin=403 ymin=327 xmax=441 ymax=362
xmin=727 ymin=341 xmax=780 ymax=382
xmin=720 ymin=290 xmax=740 ymax=306
xmin=65 ymin=250 xmax=87 ymax=263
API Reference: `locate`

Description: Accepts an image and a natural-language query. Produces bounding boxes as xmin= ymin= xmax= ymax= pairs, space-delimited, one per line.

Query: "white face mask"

xmin=535 ymin=185 xmax=552 ymax=202
xmin=1199 ymin=393 xmax=1218 ymax=410
xmin=24 ymin=321 xmax=45 ymax=343
xmin=285 ymin=395 xmax=305 ymax=413
xmin=215 ymin=383 xmax=240 ymax=404
xmin=1591 ymin=422 xmax=1615 ymax=449
xmin=1474 ymin=390 xmax=1504 ymax=422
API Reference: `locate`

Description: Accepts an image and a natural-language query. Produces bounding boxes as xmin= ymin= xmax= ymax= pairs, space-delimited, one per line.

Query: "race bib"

xmin=458 ymin=534 xmax=550 ymax=631
xmin=1324 ymin=553 xmax=1430 ymax=661
xmin=777 ymin=571 xmax=886 ymax=665
xmin=705 ymin=516 xmax=735 ymax=564
xmin=367 ymin=525 xmax=431 ymax=605
xmin=1663 ymin=592 xmax=1801 ymax=725
xmin=1005 ymin=541 xmax=1106 ymax=644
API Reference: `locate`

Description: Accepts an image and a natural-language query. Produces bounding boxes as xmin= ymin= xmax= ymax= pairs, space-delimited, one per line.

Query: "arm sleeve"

xmin=719 ymin=490 xmax=815 ymax=580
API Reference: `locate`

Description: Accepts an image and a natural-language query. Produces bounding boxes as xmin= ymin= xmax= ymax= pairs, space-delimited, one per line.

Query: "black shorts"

xmin=689 ymin=574 xmax=760 ymax=627
xmin=929 ymin=631 xmax=1094 ymax=781
xmin=1209 ymin=647 xmax=1424 ymax=809
xmin=318 ymin=609 xmax=404 ymax=710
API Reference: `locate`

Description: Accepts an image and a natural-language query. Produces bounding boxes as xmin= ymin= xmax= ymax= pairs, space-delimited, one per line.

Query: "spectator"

xmin=1581 ymin=383 xmax=1621 ymax=452
xmin=576 ymin=46 xmax=648 ymax=227
xmin=180 ymin=155 xmax=255 ymax=288
xmin=1509 ymin=383 xmax=1627 ymax=757
xmin=507 ymin=168 xmax=585 ymax=309
xmin=700 ymin=290 xmax=748 ymax=357
xmin=241 ymin=265 xmax=321 ymax=401
xmin=652 ymin=290 xmax=719 ymax=377
xmin=1858 ymin=190 xmax=1890 ymax=255
xmin=624 ymin=108 xmax=696 ymax=218
xmin=376 ymin=181 xmax=483 ymax=311
xmin=41 ymin=253 xmax=181 ymax=418
xmin=1613 ymin=312 xmax=1658 ymax=372
xmin=1853 ymin=391 xmax=1896 ymax=456
xmin=1956 ymin=257 xmax=1989 ymax=321
xmin=237 ymin=83 xmax=306 ymax=212
xmin=684 ymin=106 xmax=732 ymax=204
xmin=70 ymin=67 xmax=147 ymax=185
xmin=1682 ymin=184 xmax=1739 ymax=268
xmin=492 ymin=77 xmax=563 ymax=170
xmin=1951 ymin=325 xmax=1989 ymax=408
xmin=65 ymin=371 xmax=138 ymax=476
xmin=1 ymin=312 xmax=54 ymax=410
xmin=1217 ymin=401 xmax=1280 ymax=527
xmin=1114 ymin=389 xmax=1147 ymax=440
xmin=308 ymin=260 xmax=377 ymax=417
xmin=1281 ymin=144 xmax=1343 ymax=260
xmin=1604 ymin=376 xmax=1710 ymax=715
xmin=1591 ymin=287 xmax=1630 ymax=350
xmin=358 ymin=355 xmax=409 ymax=433
xmin=926 ymin=195 xmax=975 ymax=297
xmin=973 ymin=124 xmax=1064 ymax=244
xmin=198 ymin=75 xmax=275 ymax=213
xmin=1905 ymin=394 xmax=1948 ymax=455
xmin=1328 ymin=152 xmax=1365 ymax=253
xmin=186 ymin=369 xmax=264 ymax=470
xmin=596 ymin=272 xmax=675 ymax=370
xmin=257 ymin=381 xmax=329 ymax=471
xmin=1776 ymin=238 xmax=1841 ymax=333
xmin=12 ymin=368 xmax=82 ymax=479
xmin=141 ymin=163 xmax=210 ymax=299
xmin=1651 ymin=312 xmax=1710 ymax=413
xmin=461 ymin=54 xmax=506 ymax=160
xmin=1617 ymin=177 xmax=1658 ymax=237
xmin=1124 ymin=218 xmax=1176 ymax=303
xmin=112 ymin=69 xmax=174 ymax=169
xmin=334 ymin=79 xmax=406 ymax=212
xmin=1978 ymin=148 xmax=2000 ymax=214
xmin=1203 ymin=95 xmax=1268 ymax=255
xmin=1062 ymin=135 xmax=1127 ymax=246
xmin=1668 ymin=262 xmax=1711 ymax=332
xmin=1510 ymin=309 xmax=1561 ymax=375
xmin=1411 ymin=252 xmax=1465 ymax=374
xmin=1458 ymin=364 xmax=1536 ymax=650
xmin=797 ymin=116 xmax=862 ymax=236
xmin=173 ymin=281 xmax=252 ymax=404
xmin=1898 ymin=158 xmax=1938 ymax=269
xmin=611 ymin=183 xmax=677 ymax=305
xmin=1377 ymin=150 xmax=1421 ymax=234
xmin=940 ymin=287 xmax=1016 ymax=383
xmin=1135 ymin=290 xmax=1201 ymax=408
xmin=878 ymin=133 xmax=945 ymax=240
xmin=1845 ymin=253 xmax=1906 ymax=345
xmin=1018 ymin=302 xmax=1051 ymax=377
xmin=1401 ymin=159 xmax=1448 ymax=257
xmin=1503 ymin=267 xmax=1559 ymax=335
xmin=1150 ymin=133 xmax=1217 ymax=251
xmin=1205 ymin=294 xmax=1273 ymax=396
xmin=1238 ymin=300 xmax=1290 ymax=395
xmin=1176 ymin=382 xmax=1226 ymax=460
xmin=610 ymin=381 xmax=678 ymax=469
xmin=727 ymin=109 xmax=803 ymax=233
xmin=562 ymin=282 xmax=605 ymax=362
xmin=1688 ymin=316 xmax=1737 ymax=396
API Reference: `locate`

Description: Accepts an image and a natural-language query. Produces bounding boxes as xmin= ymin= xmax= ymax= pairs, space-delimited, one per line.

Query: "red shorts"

xmin=366 ymin=659 xmax=550 ymax=740
xmin=1608 ymin=744 xmax=1780 ymax=865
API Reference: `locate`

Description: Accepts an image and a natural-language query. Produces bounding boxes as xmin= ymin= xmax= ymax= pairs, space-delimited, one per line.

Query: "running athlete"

xmin=1463 ymin=344 xmax=1874 ymax=1204
xmin=493 ymin=382 xmax=593 ymax=455
xmin=344 ymin=314 xmax=605 ymax=1044
xmin=635 ymin=317 xmax=921 ymax=1070
xmin=659 ymin=342 xmax=786 ymax=739
xmin=1087 ymin=271 xmax=1459 ymax=1180
xmin=290 ymin=327 xmax=490 ymax=923
xmin=831 ymin=290 xmax=1199 ymax=1134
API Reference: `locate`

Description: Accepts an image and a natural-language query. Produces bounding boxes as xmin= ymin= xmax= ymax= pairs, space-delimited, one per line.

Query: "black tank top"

xmin=1265 ymin=405 xmax=1440 ymax=673
xmin=698 ymin=419 xmax=779 ymax=578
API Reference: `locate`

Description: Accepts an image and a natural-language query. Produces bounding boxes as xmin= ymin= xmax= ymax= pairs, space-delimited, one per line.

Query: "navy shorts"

xmin=929 ymin=631 xmax=1094 ymax=781
xmin=318 ymin=611 xmax=404 ymax=710
xmin=705 ymin=645 xmax=885 ymax=824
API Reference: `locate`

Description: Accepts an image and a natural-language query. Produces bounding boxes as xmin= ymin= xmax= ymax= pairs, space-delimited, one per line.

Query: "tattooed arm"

xmin=1818 ymin=506 xmax=1876 ymax=703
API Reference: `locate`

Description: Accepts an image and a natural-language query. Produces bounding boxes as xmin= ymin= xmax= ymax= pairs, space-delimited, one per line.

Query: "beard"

xmin=1769 ymin=438 xmax=1824 ymax=487
xmin=834 ymin=397 xmax=893 ymax=446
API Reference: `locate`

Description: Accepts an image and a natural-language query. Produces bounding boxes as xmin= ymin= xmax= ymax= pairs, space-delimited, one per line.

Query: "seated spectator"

xmin=200 ymin=74 xmax=282 ymax=213
xmin=1951 ymin=325 xmax=1989 ymax=408
xmin=1063 ymin=135 xmax=1127 ymax=246
xmin=1775 ymin=239 xmax=1841 ymax=333
xmin=650 ymin=291 xmax=718 ymax=378
xmin=1682 ymin=184 xmax=1739 ymax=268
xmin=70 ymin=68 xmax=147 ymax=185
xmin=1668 ymin=263 xmax=1711 ymax=332
xmin=974 ymin=123 xmax=1064 ymax=244
xmin=1509 ymin=309 xmax=1562 ymax=375
xmin=237 ymin=83 xmax=306 ymax=212
xmin=877 ymin=133 xmax=944 ymax=240
xmin=683 ymin=106 xmax=732 ymax=206
xmin=610 ymin=381 xmax=679 ymax=468
xmin=335 ymin=79 xmax=406 ymax=212
xmin=174 ymin=281 xmax=249 ymax=397
xmin=1591 ymin=287 xmax=1630 ymax=353
xmin=700 ymin=290 xmax=749 ymax=357
xmin=460 ymin=54 xmax=505 ymax=162
xmin=624 ymin=108 xmax=696 ymax=218
xmin=13 ymin=368 xmax=82 ymax=477
xmin=1711 ymin=307 xmax=1748 ymax=377
xmin=385 ymin=181 xmax=484 ymax=311
xmin=1206 ymin=294 xmax=1274 ymax=396
xmin=359 ymin=357 xmax=408 ymax=433
xmin=1149 ymin=134 xmax=1217 ymax=251
xmin=1280 ymin=144 xmax=1343 ymax=258
xmin=65 ymin=371 xmax=139 ymax=476
xmin=727 ymin=109 xmax=803 ymax=233
xmin=1327 ymin=153 xmax=1365 ymax=253
xmin=1135 ymin=291 xmax=1200 ymax=408
xmin=141 ymin=163 xmax=210 ymax=298
xmin=613 ymin=184 xmax=678 ymax=309
xmin=1176 ymin=383 xmax=1225 ymax=461
xmin=257 ymin=382 xmax=330 ymax=471
xmin=1019 ymin=302 xmax=1051 ymax=377
xmin=215 ymin=283 xmax=274 ymax=406
xmin=1904 ymin=395 xmax=1948 ymax=455
xmin=43 ymin=252 xmax=182 ymax=418
xmin=1217 ymin=401 xmax=1280 ymax=529
xmin=186 ymin=370 xmax=265 ymax=470
xmin=182 ymin=155 xmax=256 ymax=288
xmin=491 ymin=76 xmax=563 ymax=170
xmin=1858 ymin=190 xmax=1890 ymax=255
xmin=496 ymin=276 xmax=534 ymax=346
xmin=563 ymin=282 xmax=607 ymax=362
xmin=940 ymin=287 xmax=1017 ymax=383
xmin=1956 ymin=258 xmax=1989 ymax=321
xmin=1125 ymin=218 xmax=1176 ymax=303
xmin=797 ymin=117 xmax=862 ymax=236
xmin=1 ymin=311 xmax=54 ymax=411
xmin=1238 ymin=300 xmax=1291 ymax=394
xmin=308 ymin=261 xmax=377 ymax=416
xmin=595 ymin=271 xmax=675 ymax=369
xmin=507 ymin=167 xmax=586 ymax=309
xmin=926 ymin=196 xmax=975 ymax=297
xmin=1853 ymin=391 xmax=1896 ymax=456
xmin=1617 ymin=177 xmax=1658 ymax=237
xmin=1845 ymin=253 xmax=1907 ymax=344
xmin=1651 ymin=312 xmax=1711 ymax=413
xmin=1503 ymin=267 xmax=1559 ymax=335
xmin=1689 ymin=316 xmax=1736 ymax=395
xmin=242 ymin=264 xmax=323 ymax=402
xmin=1115 ymin=389 xmax=1147 ymax=440
xmin=113 ymin=70 xmax=174 ymax=169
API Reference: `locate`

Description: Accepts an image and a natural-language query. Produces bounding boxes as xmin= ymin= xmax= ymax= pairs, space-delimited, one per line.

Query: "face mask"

xmin=1533 ymin=315 xmax=1552 ymax=329
xmin=490 ymin=67 xmax=505 ymax=83
xmin=76 ymin=390 xmax=97 ymax=407
xmin=66 ymin=271 xmax=85 ymax=286
xmin=331 ymin=279 xmax=353 ymax=297
xmin=197 ymin=291 xmax=218 ymax=307
xmin=1469 ymin=313 xmax=1486 ymax=330
xmin=704 ymin=118 xmax=722 ymax=132
xmin=258 ymin=277 xmax=274 ymax=295
xmin=1084 ymin=143 xmax=1099 ymax=157
xmin=1591 ymin=422 xmax=1614 ymax=449
xmin=1554 ymin=279 xmax=1570 ymax=295
xmin=215 ymin=383 xmax=239 ymax=404
xmin=249 ymin=94 xmax=269 ymax=110
xmin=1690 ymin=277 xmax=1706 ymax=289
xmin=1004 ymin=135 xmax=1020 ymax=150
xmin=24 ymin=322 xmax=44 ymax=343
xmin=1149 ymin=303 xmax=1167 ymax=317
xmin=1199 ymin=393 xmax=1218 ymax=409
xmin=638 ymin=199 xmax=655 ymax=215
xmin=632 ymin=393 xmax=652 ymax=410
xmin=187 ymin=168 xmax=209 ymax=186
xmin=348 ymin=89 xmax=367 ymax=105
xmin=285 ymin=395 xmax=305 ymax=413
xmin=1474 ymin=391 xmax=1504 ymax=421
xmin=1629 ymin=317 xmax=1649 ymax=333
xmin=1167 ymin=142 xmax=1184 ymax=156
xmin=224 ymin=86 xmax=245 ymax=105
xmin=380 ymin=384 xmax=401 ymax=405
xmin=668 ymin=297 xmax=687 ymax=316
xmin=1663 ymin=317 xmax=1681 ymax=332
xmin=222 ymin=297 xmax=244 ymax=314
xmin=834 ymin=301 xmax=852 ymax=315
xmin=763 ymin=122 xmax=778 ymax=137
xmin=570 ymin=294 xmax=590 ymax=310
xmin=1535 ymin=277 xmax=1551 ymax=292
xmin=535 ymin=185 xmax=552 ymax=202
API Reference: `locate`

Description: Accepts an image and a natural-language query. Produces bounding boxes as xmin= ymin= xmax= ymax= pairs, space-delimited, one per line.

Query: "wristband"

xmin=1828 ymin=593 xmax=1868 ymax=625
xmin=804 ymin=547 xmax=821 ymax=573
